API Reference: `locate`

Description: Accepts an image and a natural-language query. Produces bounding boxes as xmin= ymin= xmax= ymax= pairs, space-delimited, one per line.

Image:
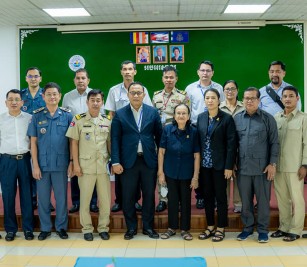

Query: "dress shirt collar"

xmin=130 ymin=104 xmax=143 ymax=113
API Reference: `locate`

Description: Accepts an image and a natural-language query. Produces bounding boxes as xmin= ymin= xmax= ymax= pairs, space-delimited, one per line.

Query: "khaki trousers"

xmin=274 ymin=172 xmax=305 ymax=235
xmin=78 ymin=173 xmax=111 ymax=233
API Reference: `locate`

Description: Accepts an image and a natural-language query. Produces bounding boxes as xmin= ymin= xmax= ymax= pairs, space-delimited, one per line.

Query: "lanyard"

xmin=207 ymin=117 xmax=215 ymax=137
xmin=162 ymin=91 xmax=172 ymax=109
xmin=137 ymin=109 xmax=143 ymax=131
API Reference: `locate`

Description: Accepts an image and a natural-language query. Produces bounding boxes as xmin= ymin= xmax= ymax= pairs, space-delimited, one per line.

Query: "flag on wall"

xmin=130 ymin=32 xmax=149 ymax=44
xmin=150 ymin=32 xmax=169 ymax=43
xmin=171 ymin=31 xmax=189 ymax=43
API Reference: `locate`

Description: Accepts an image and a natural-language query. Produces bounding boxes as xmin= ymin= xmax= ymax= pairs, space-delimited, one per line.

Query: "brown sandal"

xmin=161 ymin=228 xmax=176 ymax=239
xmin=181 ymin=231 xmax=193 ymax=241
xmin=198 ymin=228 xmax=215 ymax=240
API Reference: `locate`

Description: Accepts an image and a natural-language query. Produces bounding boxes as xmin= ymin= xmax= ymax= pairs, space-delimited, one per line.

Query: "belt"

xmin=0 ymin=152 xmax=30 ymax=160
xmin=137 ymin=152 xmax=144 ymax=157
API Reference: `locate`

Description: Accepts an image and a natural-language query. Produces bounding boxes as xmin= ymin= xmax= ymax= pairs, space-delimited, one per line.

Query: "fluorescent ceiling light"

xmin=43 ymin=8 xmax=90 ymax=17
xmin=224 ymin=5 xmax=270 ymax=14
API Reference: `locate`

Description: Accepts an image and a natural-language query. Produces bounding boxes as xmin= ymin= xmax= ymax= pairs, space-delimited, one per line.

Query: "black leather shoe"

xmin=69 ymin=204 xmax=80 ymax=213
xmin=124 ymin=229 xmax=137 ymax=240
xmin=271 ymin=230 xmax=287 ymax=238
xmin=56 ymin=229 xmax=68 ymax=239
xmin=196 ymin=199 xmax=205 ymax=209
xmin=99 ymin=232 xmax=110 ymax=240
xmin=143 ymin=229 xmax=159 ymax=239
xmin=135 ymin=202 xmax=142 ymax=212
xmin=84 ymin=233 xmax=93 ymax=241
xmin=90 ymin=205 xmax=99 ymax=213
xmin=24 ymin=231 xmax=34 ymax=240
xmin=5 ymin=232 xmax=15 ymax=241
xmin=155 ymin=201 xmax=167 ymax=212
xmin=38 ymin=231 xmax=51 ymax=241
xmin=111 ymin=203 xmax=122 ymax=212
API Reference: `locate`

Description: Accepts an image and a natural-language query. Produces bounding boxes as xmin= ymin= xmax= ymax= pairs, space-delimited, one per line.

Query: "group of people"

xmin=0 ymin=59 xmax=306 ymax=244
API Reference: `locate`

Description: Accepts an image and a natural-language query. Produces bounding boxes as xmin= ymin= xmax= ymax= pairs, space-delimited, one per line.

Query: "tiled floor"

xmin=0 ymin=231 xmax=307 ymax=266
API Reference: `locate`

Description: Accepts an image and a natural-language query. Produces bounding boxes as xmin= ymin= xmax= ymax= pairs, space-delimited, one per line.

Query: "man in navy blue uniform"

xmin=0 ymin=89 xmax=34 ymax=241
xmin=111 ymin=82 xmax=162 ymax=240
xmin=28 ymin=82 xmax=73 ymax=241
xmin=20 ymin=67 xmax=51 ymax=210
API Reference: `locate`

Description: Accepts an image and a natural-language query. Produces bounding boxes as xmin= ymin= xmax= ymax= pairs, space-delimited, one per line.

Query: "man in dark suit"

xmin=111 ymin=82 xmax=162 ymax=240
xmin=154 ymin=47 xmax=166 ymax=62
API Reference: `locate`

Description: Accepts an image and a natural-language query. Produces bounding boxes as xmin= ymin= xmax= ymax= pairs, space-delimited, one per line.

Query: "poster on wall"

xmin=169 ymin=45 xmax=184 ymax=63
xmin=136 ymin=46 xmax=151 ymax=64
xmin=152 ymin=45 xmax=168 ymax=64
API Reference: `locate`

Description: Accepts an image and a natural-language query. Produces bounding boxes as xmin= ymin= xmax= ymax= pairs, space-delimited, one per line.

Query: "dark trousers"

xmin=166 ymin=177 xmax=191 ymax=231
xmin=194 ymin=186 xmax=204 ymax=200
xmin=237 ymin=174 xmax=271 ymax=234
xmin=0 ymin=153 xmax=33 ymax=233
xmin=200 ymin=167 xmax=228 ymax=228
xmin=71 ymin=175 xmax=97 ymax=206
xmin=121 ymin=156 xmax=156 ymax=230
xmin=114 ymin=174 xmax=141 ymax=205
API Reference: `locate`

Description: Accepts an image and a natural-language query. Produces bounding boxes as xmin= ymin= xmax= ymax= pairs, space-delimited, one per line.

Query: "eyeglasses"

xmin=26 ymin=75 xmax=40 ymax=79
xmin=129 ymin=91 xmax=143 ymax=96
xmin=7 ymin=98 xmax=22 ymax=102
xmin=199 ymin=69 xmax=212 ymax=73
xmin=44 ymin=93 xmax=59 ymax=98
xmin=243 ymin=97 xmax=258 ymax=102
xmin=225 ymin=87 xmax=237 ymax=92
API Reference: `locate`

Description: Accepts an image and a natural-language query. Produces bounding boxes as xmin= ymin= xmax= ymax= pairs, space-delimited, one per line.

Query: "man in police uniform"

xmin=62 ymin=68 xmax=100 ymax=214
xmin=0 ymin=89 xmax=34 ymax=241
xmin=28 ymin=82 xmax=73 ymax=241
xmin=152 ymin=66 xmax=190 ymax=212
xmin=105 ymin=60 xmax=151 ymax=213
xmin=66 ymin=89 xmax=111 ymax=241
xmin=20 ymin=67 xmax=51 ymax=210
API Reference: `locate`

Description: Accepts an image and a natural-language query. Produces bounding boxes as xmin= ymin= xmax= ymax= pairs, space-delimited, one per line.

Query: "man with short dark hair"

xmin=62 ymin=68 xmax=100 ymax=214
xmin=28 ymin=82 xmax=73 ymax=241
xmin=271 ymin=86 xmax=307 ymax=242
xmin=259 ymin=60 xmax=302 ymax=116
xmin=66 ymin=89 xmax=111 ymax=241
xmin=234 ymin=87 xmax=279 ymax=243
xmin=0 ymin=89 xmax=34 ymax=241
xmin=105 ymin=60 xmax=152 ymax=213
xmin=111 ymin=82 xmax=162 ymax=240
xmin=185 ymin=60 xmax=224 ymax=209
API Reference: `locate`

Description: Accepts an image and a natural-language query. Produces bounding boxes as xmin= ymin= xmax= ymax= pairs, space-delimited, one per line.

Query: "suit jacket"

xmin=197 ymin=109 xmax=237 ymax=171
xmin=154 ymin=56 xmax=166 ymax=62
xmin=111 ymin=104 xmax=162 ymax=169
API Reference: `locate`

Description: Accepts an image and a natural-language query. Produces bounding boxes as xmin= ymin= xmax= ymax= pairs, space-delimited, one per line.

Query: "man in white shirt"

xmin=105 ymin=60 xmax=152 ymax=213
xmin=0 ymin=89 xmax=34 ymax=241
xmin=185 ymin=60 xmax=224 ymax=209
xmin=62 ymin=68 xmax=100 ymax=214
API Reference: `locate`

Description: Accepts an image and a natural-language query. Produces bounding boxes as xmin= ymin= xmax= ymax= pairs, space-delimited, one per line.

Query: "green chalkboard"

xmin=19 ymin=24 xmax=304 ymax=110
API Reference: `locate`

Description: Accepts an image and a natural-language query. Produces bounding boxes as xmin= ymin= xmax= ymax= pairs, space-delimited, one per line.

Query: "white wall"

xmin=0 ymin=26 xmax=18 ymax=113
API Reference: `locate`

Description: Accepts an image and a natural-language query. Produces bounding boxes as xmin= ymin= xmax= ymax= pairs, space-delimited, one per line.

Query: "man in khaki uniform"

xmin=66 ymin=89 xmax=111 ymax=242
xmin=152 ymin=66 xmax=190 ymax=212
xmin=271 ymin=86 xmax=307 ymax=242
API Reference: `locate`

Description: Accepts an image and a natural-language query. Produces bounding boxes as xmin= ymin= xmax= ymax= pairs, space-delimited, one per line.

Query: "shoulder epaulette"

xmin=153 ymin=90 xmax=163 ymax=95
xmin=176 ymin=89 xmax=186 ymax=95
xmin=59 ymin=107 xmax=71 ymax=112
xmin=102 ymin=114 xmax=111 ymax=120
xmin=75 ymin=113 xmax=86 ymax=120
xmin=33 ymin=107 xmax=45 ymax=114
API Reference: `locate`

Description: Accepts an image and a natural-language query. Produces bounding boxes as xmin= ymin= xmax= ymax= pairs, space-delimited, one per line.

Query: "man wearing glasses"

xmin=28 ymin=82 xmax=73 ymax=241
xmin=0 ymin=89 xmax=34 ymax=241
xmin=185 ymin=60 xmax=224 ymax=209
xmin=111 ymin=82 xmax=162 ymax=240
xmin=105 ymin=60 xmax=152 ymax=213
xmin=234 ymin=87 xmax=279 ymax=243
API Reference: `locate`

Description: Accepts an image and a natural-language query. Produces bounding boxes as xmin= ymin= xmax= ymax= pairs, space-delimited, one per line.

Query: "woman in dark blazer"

xmin=197 ymin=88 xmax=237 ymax=242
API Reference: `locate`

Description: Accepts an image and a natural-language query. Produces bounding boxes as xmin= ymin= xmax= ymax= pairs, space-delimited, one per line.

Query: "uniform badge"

xmin=85 ymin=133 xmax=90 ymax=140
xmin=40 ymin=128 xmax=47 ymax=134
xmin=186 ymin=135 xmax=189 ymax=138
xmin=70 ymin=121 xmax=75 ymax=127
xmin=22 ymin=106 xmax=27 ymax=111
